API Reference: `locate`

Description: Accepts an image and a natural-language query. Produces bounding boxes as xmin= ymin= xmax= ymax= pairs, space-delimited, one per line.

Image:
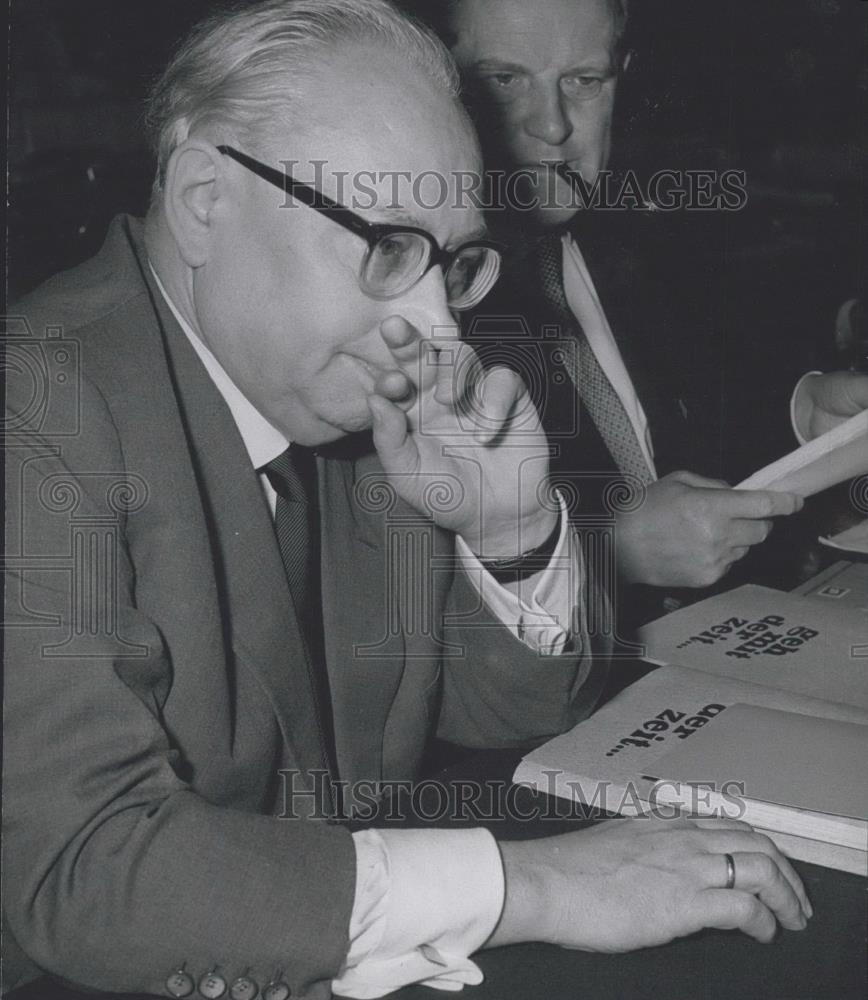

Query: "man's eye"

xmin=378 ymin=237 xmax=404 ymax=258
xmin=563 ymin=75 xmax=604 ymax=97
xmin=480 ymin=72 xmax=519 ymax=91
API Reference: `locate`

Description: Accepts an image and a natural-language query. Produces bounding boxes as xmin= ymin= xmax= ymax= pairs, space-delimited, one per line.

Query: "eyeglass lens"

xmin=363 ymin=234 xmax=499 ymax=310
xmin=445 ymin=245 xmax=500 ymax=310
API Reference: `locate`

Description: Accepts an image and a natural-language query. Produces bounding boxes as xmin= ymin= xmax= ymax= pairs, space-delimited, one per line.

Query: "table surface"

xmin=393 ymin=745 xmax=868 ymax=1000
xmin=10 ymin=750 xmax=866 ymax=1000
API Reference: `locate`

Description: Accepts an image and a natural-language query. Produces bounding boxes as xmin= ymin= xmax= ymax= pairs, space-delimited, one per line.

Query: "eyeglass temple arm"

xmin=216 ymin=145 xmax=370 ymax=239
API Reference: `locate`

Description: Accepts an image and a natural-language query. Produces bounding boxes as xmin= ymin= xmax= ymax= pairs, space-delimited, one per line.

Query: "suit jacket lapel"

xmin=123 ymin=219 xmax=421 ymax=787
xmin=131 ymin=234 xmax=331 ymax=777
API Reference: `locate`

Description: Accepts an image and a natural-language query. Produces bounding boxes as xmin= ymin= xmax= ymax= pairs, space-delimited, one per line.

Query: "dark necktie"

xmin=535 ymin=233 xmax=654 ymax=485
xmin=263 ymin=445 xmax=337 ymax=776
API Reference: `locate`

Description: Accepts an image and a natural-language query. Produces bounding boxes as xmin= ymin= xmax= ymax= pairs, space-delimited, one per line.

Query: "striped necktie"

xmin=263 ymin=445 xmax=337 ymax=776
xmin=535 ymin=233 xmax=654 ymax=485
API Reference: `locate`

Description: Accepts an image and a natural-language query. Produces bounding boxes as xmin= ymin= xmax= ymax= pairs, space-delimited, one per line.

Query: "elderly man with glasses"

xmin=5 ymin=2 xmax=811 ymax=998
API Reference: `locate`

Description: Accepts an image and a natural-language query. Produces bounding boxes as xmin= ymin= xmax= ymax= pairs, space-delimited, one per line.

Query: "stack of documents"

xmin=514 ymin=584 xmax=868 ymax=874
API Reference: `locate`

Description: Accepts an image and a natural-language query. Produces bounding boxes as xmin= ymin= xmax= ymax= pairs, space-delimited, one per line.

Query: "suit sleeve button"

xmin=262 ymin=981 xmax=291 ymax=1000
xmin=165 ymin=968 xmax=195 ymax=998
xmin=198 ymin=970 xmax=228 ymax=998
xmin=229 ymin=974 xmax=259 ymax=1000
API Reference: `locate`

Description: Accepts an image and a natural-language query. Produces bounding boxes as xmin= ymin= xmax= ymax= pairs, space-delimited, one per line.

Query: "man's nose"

xmin=404 ymin=267 xmax=460 ymax=341
xmin=523 ymin=84 xmax=573 ymax=147
xmin=391 ymin=269 xmax=460 ymax=396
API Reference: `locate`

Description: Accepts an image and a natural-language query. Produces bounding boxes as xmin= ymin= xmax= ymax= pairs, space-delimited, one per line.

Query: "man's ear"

xmin=163 ymin=140 xmax=225 ymax=268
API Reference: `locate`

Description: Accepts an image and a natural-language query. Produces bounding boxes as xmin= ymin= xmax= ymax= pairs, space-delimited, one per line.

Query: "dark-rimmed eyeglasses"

xmin=217 ymin=145 xmax=502 ymax=311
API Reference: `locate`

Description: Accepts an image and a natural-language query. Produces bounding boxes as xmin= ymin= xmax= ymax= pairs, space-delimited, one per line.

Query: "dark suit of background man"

xmin=418 ymin=0 xmax=868 ymax=617
xmin=3 ymin=1 xmax=812 ymax=997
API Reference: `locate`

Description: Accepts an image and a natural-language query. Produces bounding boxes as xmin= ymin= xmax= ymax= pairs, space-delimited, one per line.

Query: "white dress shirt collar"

xmin=149 ymin=262 xmax=288 ymax=471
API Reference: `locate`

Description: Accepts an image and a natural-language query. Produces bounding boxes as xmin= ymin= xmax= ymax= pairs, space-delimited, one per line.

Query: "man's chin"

xmin=502 ymin=203 xmax=581 ymax=233
xmin=339 ymin=412 xmax=375 ymax=436
xmin=504 ymin=169 xmax=585 ymax=229
xmin=300 ymin=409 xmax=373 ymax=447
xmin=532 ymin=205 xmax=582 ymax=229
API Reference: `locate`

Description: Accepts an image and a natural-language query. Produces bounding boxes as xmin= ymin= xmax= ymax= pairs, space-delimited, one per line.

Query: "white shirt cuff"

xmin=455 ymin=498 xmax=580 ymax=655
xmin=333 ymin=828 xmax=504 ymax=998
xmin=790 ymin=371 xmax=823 ymax=445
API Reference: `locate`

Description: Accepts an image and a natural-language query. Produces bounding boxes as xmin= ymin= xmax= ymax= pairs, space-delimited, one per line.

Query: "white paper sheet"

xmin=736 ymin=409 xmax=868 ymax=496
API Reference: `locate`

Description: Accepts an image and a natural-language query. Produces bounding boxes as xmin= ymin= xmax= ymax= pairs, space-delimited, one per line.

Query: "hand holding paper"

xmin=618 ymin=472 xmax=803 ymax=588
xmin=737 ymin=408 xmax=868 ymax=497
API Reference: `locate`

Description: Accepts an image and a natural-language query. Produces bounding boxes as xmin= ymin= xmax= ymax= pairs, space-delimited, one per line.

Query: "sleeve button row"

xmin=166 ymin=966 xmax=290 ymax=999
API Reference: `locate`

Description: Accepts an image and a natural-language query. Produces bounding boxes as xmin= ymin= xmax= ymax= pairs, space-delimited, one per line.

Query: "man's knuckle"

xmin=694 ymin=495 xmax=711 ymax=519
xmin=700 ymin=559 xmax=725 ymax=586
xmin=755 ymin=854 xmax=776 ymax=881
xmin=752 ymin=832 xmax=776 ymax=854
xmin=731 ymin=894 xmax=757 ymax=923
xmin=747 ymin=896 xmax=766 ymax=924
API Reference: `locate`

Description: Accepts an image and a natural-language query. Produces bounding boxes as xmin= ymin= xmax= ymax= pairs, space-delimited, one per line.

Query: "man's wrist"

xmin=485 ymin=839 xmax=551 ymax=949
xmin=467 ymin=508 xmax=559 ymax=561
xmin=478 ymin=514 xmax=562 ymax=584
xmin=613 ymin=508 xmax=647 ymax=586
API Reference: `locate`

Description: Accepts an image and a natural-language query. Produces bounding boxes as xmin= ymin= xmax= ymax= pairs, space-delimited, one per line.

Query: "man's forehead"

xmin=286 ymin=41 xmax=476 ymax=165
xmin=267 ymin=52 xmax=485 ymax=241
xmin=453 ymin=0 xmax=617 ymax=70
xmin=278 ymin=127 xmax=485 ymax=236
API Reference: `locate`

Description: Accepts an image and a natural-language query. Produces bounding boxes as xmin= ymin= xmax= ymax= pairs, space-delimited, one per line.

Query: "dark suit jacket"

xmin=465 ymin=208 xmax=821 ymax=626
xmin=542 ymin=209 xmax=813 ymax=483
xmin=466 ymin=211 xmax=711 ymax=483
xmin=462 ymin=210 xmax=731 ymax=629
xmin=3 ymin=217 xmax=608 ymax=997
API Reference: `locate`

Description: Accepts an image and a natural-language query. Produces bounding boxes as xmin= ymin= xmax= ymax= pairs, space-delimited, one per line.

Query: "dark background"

xmin=7 ymin=0 xmax=868 ymax=478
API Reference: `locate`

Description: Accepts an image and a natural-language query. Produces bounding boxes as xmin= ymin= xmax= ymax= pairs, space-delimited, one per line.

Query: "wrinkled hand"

xmin=616 ymin=471 xmax=803 ymax=588
xmin=793 ymin=371 xmax=868 ymax=441
xmin=490 ymin=816 xmax=811 ymax=953
xmin=368 ymin=316 xmax=556 ymax=556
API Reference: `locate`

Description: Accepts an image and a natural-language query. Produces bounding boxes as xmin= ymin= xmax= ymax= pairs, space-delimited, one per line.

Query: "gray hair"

xmin=146 ymin=0 xmax=460 ymax=194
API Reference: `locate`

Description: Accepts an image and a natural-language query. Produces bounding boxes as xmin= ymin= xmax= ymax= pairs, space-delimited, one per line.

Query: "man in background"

xmin=416 ymin=0 xmax=868 ymax=612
